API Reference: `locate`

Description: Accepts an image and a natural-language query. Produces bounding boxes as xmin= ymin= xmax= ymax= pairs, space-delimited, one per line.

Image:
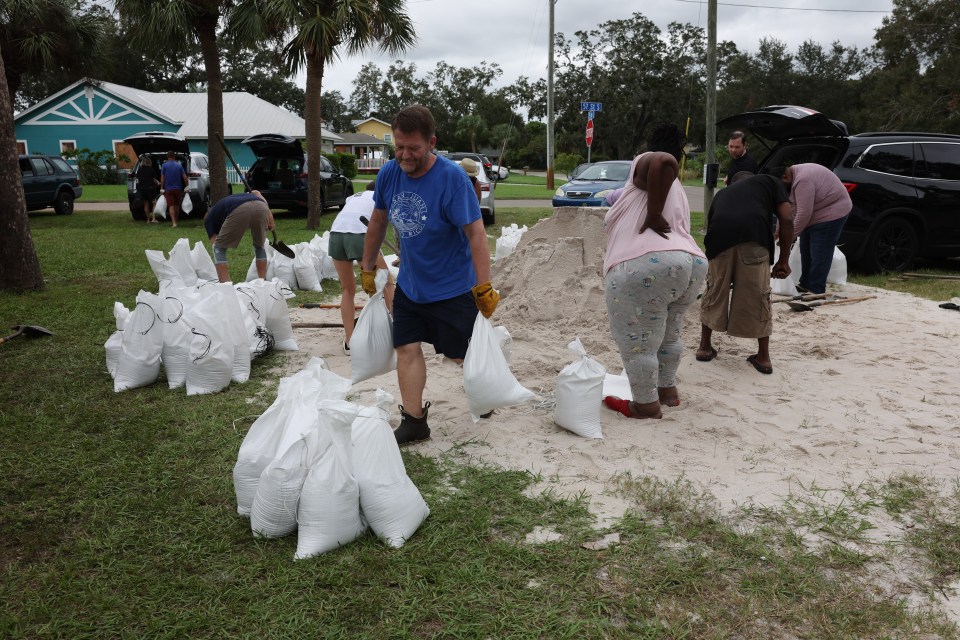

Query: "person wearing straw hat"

xmin=459 ymin=158 xmax=483 ymax=203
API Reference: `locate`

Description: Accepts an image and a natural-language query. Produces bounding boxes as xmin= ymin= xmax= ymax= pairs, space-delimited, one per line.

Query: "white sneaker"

xmin=343 ymin=341 xmax=350 ymax=356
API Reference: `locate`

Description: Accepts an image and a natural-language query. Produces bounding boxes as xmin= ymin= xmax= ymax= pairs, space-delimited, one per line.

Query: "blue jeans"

xmin=799 ymin=215 xmax=848 ymax=294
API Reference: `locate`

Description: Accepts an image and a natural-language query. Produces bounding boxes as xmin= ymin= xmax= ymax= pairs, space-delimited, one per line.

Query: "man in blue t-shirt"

xmin=160 ymin=151 xmax=189 ymax=228
xmin=361 ymin=104 xmax=499 ymax=445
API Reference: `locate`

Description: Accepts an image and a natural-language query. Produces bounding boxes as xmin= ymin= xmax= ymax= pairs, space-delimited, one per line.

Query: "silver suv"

xmin=124 ymin=131 xmax=211 ymax=220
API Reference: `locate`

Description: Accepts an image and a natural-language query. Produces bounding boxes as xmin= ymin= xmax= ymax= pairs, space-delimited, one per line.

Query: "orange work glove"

xmin=360 ymin=269 xmax=378 ymax=296
xmin=471 ymin=281 xmax=500 ymax=318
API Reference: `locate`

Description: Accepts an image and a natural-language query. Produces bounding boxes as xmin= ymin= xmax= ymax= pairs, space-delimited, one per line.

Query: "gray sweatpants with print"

xmin=604 ymin=251 xmax=708 ymax=404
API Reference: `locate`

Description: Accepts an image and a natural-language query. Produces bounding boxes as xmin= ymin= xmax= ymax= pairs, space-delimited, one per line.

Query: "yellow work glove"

xmin=471 ymin=281 xmax=500 ymax=318
xmin=360 ymin=269 xmax=378 ymax=296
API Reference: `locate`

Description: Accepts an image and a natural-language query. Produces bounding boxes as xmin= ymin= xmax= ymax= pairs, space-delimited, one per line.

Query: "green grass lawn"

xmin=80 ymin=182 xmax=369 ymax=202
xmin=1 ymin=209 xmax=958 ymax=638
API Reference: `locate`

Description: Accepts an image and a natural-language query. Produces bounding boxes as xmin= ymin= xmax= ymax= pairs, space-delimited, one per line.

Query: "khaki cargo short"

xmin=700 ymin=242 xmax=772 ymax=339
xmin=214 ymin=200 xmax=269 ymax=249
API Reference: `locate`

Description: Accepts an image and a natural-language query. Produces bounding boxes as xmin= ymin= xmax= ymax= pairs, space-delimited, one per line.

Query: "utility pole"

xmin=704 ymin=0 xmax=718 ymax=213
xmin=546 ymin=0 xmax=555 ymax=191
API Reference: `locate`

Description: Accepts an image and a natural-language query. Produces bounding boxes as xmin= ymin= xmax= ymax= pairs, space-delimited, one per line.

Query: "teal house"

xmin=14 ymin=78 xmax=341 ymax=173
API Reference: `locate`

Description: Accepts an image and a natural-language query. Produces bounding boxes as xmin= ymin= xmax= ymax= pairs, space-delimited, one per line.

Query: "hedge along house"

xmin=14 ymin=78 xmax=342 ymax=177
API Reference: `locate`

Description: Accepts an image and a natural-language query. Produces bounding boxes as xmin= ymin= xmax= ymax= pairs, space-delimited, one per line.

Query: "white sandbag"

xmin=250 ymin=432 xmax=314 ymax=539
xmin=234 ymin=377 xmax=300 ymax=515
xmin=234 ymin=283 xmax=270 ymax=357
xmin=154 ymin=195 xmax=167 ymax=219
xmin=181 ymin=190 xmax=193 ymax=214
xmin=293 ymin=242 xmax=322 ymax=292
xmin=185 ymin=292 xmax=234 ymax=395
xmin=105 ymin=331 xmax=122 ymax=377
xmin=248 ymin=373 xmax=326 ymax=538
xmin=382 ymin=254 xmax=400 ymax=281
xmin=770 ymin=245 xmax=799 ymax=297
xmin=375 ymin=268 xmax=389 ymax=293
xmin=351 ymin=390 xmax=430 ymax=548
xmin=309 ymin=232 xmax=338 ymax=281
xmin=495 ymin=223 xmax=528 ymax=261
xmin=191 ymin=242 xmax=218 ymax=281
xmin=168 ymin=238 xmax=198 ymax=286
xmin=241 ymin=278 xmax=298 ymax=351
xmin=295 ymin=400 xmax=365 ymax=560
xmin=349 ymin=290 xmax=396 ymax=383
xmin=145 ymin=250 xmax=184 ymax=287
xmin=211 ymin=284 xmax=252 ymax=384
xmin=105 ymin=302 xmax=131 ymax=377
xmin=272 ymin=251 xmax=298 ymax=290
xmin=159 ymin=286 xmax=199 ymax=389
xmin=463 ymin=313 xmax=536 ymax=421
xmin=554 ymin=338 xmax=606 ymax=439
xmin=827 ymin=246 xmax=848 ymax=285
xmin=114 ymin=291 xmax=163 ymax=391
xmin=601 ymin=370 xmax=632 ymax=402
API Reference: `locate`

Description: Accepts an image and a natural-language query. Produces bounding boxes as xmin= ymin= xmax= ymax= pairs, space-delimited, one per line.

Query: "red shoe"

xmin=603 ymin=396 xmax=632 ymax=418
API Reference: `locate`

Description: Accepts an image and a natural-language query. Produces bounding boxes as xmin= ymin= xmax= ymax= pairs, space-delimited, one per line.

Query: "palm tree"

xmin=114 ymin=0 xmax=231 ymax=206
xmin=233 ymin=0 xmax=416 ymax=229
xmin=1 ymin=0 xmax=104 ymax=104
xmin=0 ymin=0 xmax=107 ymax=291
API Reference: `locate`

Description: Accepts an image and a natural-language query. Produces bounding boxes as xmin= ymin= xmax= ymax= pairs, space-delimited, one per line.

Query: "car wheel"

xmin=863 ymin=216 xmax=919 ymax=272
xmin=482 ymin=210 xmax=495 ymax=226
xmin=53 ymin=190 xmax=74 ymax=215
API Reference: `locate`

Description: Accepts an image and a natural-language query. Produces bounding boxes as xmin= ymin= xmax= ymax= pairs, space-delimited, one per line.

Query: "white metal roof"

xmin=99 ymin=81 xmax=341 ymax=142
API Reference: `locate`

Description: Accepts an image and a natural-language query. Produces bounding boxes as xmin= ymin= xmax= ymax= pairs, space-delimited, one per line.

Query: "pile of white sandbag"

xmin=106 ymin=238 xmax=300 ymax=392
xmin=233 ymin=358 xmax=430 ymax=558
xmin=245 ymin=232 xmax=340 ymax=291
xmin=494 ymin=223 xmax=528 ymax=261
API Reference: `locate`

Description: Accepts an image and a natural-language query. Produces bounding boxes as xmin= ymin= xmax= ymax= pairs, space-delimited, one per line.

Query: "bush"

xmin=61 ymin=147 xmax=130 ymax=185
xmin=323 ymin=152 xmax=357 ymax=179
xmin=555 ymin=152 xmax=584 ymax=175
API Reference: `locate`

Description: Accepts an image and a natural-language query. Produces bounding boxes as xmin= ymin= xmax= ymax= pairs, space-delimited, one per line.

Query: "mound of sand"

xmin=285 ymin=207 xmax=960 ymax=524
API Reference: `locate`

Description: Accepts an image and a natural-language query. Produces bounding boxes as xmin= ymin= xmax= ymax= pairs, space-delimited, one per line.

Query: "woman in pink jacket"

xmin=602 ymin=124 xmax=708 ymax=420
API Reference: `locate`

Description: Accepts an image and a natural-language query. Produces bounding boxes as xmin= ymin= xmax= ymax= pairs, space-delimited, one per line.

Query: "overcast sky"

xmin=316 ymin=0 xmax=894 ymax=102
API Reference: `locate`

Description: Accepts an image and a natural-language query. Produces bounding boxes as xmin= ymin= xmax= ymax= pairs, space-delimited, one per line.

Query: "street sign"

xmin=580 ymin=101 xmax=603 ymax=113
xmin=588 ymin=110 xmax=595 ymax=121
xmin=586 ymin=120 xmax=594 ymax=147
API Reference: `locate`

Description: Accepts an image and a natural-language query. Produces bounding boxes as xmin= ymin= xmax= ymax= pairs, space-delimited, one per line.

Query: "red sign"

xmin=586 ymin=120 xmax=594 ymax=147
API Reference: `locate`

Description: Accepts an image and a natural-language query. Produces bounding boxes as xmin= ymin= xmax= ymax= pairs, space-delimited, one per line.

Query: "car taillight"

xmin=842 ymin=182 xmax=858 ymax=193
xmin=298 ymin=173 xmax=308 ymax=179
xmin=188 ymin=171 xmax=201 ymax=178
xmin=480 ymin=183 xmax=491 ymax=192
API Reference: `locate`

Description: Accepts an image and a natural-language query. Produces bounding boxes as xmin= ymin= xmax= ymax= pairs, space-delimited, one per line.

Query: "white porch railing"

xmin=356 ymin=158 xmax=386 ymax=170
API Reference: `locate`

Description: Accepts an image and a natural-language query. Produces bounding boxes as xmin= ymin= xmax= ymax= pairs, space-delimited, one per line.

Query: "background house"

xmin=351 ymin=117 xmax=392 ymax=144
xmin=333 ymin=132 xmax=391 ymax=173
xmin=14 ymin=78 xmax=341 ymax=176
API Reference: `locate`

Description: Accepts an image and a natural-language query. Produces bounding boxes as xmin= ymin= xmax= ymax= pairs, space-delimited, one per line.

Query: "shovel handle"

xmin=810 ymin=295 xmax=876 ymax=307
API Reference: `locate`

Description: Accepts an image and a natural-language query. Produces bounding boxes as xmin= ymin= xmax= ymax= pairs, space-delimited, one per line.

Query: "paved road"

xmin=70 ymin=185 xmax=708 ymax=213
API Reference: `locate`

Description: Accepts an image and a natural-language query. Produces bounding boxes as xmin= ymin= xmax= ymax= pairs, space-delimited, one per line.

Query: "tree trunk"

xmin=0 ymin=51 xmax=43 ymax=292
xmin=305 ymin=54 xmax=325 ymax=231
xmin=197 ymin=14 xmax=229 ymax=206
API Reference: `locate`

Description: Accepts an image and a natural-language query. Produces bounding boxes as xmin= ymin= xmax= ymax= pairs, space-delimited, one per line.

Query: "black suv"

xmin=241 ymin=134 xmax=352 ymax=213
xmin=19 ymin=154 xmax=83 ymax=215
xmin=719 ymin=105 xmax=960 ymax=272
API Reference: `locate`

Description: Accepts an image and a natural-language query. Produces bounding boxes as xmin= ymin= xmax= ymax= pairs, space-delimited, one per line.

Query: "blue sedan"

xmin=553 ymin=161 xmax=631 ymax=207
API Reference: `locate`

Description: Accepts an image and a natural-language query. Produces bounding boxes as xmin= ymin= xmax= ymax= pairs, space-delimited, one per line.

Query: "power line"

xmin=672 ymin=0 xmax=891 ymax=13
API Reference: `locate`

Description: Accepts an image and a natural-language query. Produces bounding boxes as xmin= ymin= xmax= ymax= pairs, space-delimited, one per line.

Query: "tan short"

xmin=700 ymin=242 xmax=772 ymax=339
xmin=214 ymin=200 xmax=269 ymax=249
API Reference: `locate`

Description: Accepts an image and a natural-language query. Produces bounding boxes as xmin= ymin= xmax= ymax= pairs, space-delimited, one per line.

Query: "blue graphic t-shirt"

xmin=374 ymin=155 xmax=482 ymax=303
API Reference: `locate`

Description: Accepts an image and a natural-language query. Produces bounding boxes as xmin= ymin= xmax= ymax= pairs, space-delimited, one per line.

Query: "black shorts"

xmin=392 ymin=285 xmax=477 ymax=359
